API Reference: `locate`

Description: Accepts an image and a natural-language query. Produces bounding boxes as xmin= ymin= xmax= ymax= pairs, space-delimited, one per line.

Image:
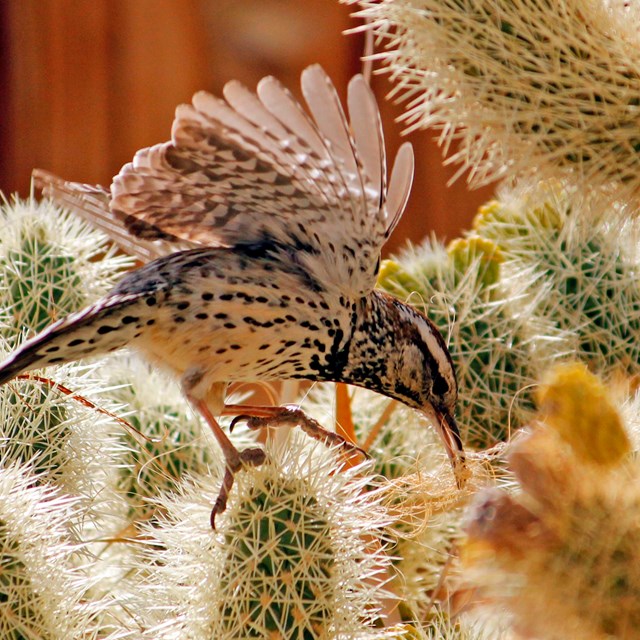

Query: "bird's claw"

xmin=278 ymin=407 xmax=369 ymax=459
xmin=213 ymin=407 xmax=368 ymax=528
xmin=229 ymin=414 xmax=252 ymax=433
xmin=232 ymin=406 xmax=370 ymax=459
xmin=210 ymin=446 xmax=267 ymax=529
xmin=229 ymin=407 xmax=301 ymax=432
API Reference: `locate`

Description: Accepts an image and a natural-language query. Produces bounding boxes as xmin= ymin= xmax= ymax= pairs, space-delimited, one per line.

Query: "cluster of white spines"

xmin=128 ymin=437 xmax=394 ymax=639
xmin=474 ymin=181 xmax=640 ymax=379
xmin=0 ymin=464 xmax=113 ymax=639
xmin=352 ymin=0 xmax=640 ymax=199
xmin=104 ymin=358 xmax=215 ymax=520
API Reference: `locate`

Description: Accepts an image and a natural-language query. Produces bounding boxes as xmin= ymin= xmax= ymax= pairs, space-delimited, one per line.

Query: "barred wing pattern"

xmin=32 ymin=170 xmax=195 ymax=263
xmin=110 ymin=64 xmax=414 ymax=297
xmin=34 ymin=65 xmax=414 ymax=297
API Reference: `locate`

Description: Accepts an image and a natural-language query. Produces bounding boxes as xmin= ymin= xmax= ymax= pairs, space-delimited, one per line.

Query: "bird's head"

xmin=384 ymin=300 xmax=466 ymax=481
xmin=347 ymin=291 xmax=465 ymax=480
xmin=379 ymin=295 xmax=457 ymax=415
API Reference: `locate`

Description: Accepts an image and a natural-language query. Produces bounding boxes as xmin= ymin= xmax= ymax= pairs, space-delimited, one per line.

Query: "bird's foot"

xmin=210 ymin=446 xmax=266 ymax=529
xmin=229 ymin=405 xmax=368 ymax=459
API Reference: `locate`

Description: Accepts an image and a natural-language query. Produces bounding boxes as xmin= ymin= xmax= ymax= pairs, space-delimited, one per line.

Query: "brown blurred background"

xmin=0 ymin=0 xmax=495 ymax=252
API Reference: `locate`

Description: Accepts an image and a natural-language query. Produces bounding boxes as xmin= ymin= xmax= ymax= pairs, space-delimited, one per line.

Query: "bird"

xmin=2 ymin=65 xmax=466 ymax=526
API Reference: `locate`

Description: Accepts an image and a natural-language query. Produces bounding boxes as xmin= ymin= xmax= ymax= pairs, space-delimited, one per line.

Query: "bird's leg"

xmin=224 ymin=404 xmax=368 ymax=459
xmin=189 ymin=397 xmax=266 ymax=528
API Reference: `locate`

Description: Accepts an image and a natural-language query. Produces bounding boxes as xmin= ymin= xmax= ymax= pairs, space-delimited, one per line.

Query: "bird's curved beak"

xmin=424 ymin=405 xmax=468 ymax=489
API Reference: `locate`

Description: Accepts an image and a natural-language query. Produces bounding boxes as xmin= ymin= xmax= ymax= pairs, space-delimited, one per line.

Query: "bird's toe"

xmin=239 ymin=446 xmax=267 ymax=467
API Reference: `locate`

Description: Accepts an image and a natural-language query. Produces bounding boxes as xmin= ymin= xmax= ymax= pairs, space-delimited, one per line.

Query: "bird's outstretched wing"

xmin=32 ymin=170 xmax=198 ymax=263
xmin=37 ymin=65 xmax=414 ymax=297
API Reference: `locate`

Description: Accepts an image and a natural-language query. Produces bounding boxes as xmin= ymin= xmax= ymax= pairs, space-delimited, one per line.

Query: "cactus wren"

xmin=2 ymin=65 xmax=466 ymax=525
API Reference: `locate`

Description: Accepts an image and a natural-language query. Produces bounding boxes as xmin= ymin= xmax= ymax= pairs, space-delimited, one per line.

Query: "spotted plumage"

xmin=6 ymin=65 xmax=465 ymax=525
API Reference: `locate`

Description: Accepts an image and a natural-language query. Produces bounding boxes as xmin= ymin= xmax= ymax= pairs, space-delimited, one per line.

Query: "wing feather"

xmin=36 ymin=65 xmax=415 ymax=297
xmin=224 ymin=79 xmax=345 ymax=211
xmin=256 ymin=76 xmax=329 ymax=160
xmin=301 ymin=66 xmax=359 ymax=181
xmin=32 ymin=169 xmax=190 ymax=262
xmin=385 ymin=143 xmax=415 ymax=239
xmin=255 ymin=75 xmax=351 ymax=212
xmin=347 ymin=73 xmax=385 ymax=212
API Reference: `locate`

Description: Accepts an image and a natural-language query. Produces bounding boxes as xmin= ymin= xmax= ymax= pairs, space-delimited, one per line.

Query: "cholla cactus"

xmin=0 ymin=195 xmax=132 ymax=339
xmin=104 ymin=358 xmax=214 ymax=521
xmin=378 ymin=236 xmax=546 ymax=448
xmin=0 ymin=360 xmax=127 ymax=520
xmin=0 ymin=463 xmax=108 ymax=639
xmin=474 ymin=182 xmax=640 ymax=378
xmin=352 ymin=0 xmax=640 ymax=199
xmin=132 ymin=437 xmax=394 ymax=639
xmin=463 ymin=362 xmax=640 ymax=638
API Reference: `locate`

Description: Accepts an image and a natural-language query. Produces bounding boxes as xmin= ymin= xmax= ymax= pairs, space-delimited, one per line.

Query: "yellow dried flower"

xmin=537 ymin=362 xmax=631 ymax=466
xmin=462 ymin=364 xmax=640 ymax=638
xmin=473 ymin=197 xmax=562 ymax=238
xmin=377 ymin=259 xmax=423 ymax=295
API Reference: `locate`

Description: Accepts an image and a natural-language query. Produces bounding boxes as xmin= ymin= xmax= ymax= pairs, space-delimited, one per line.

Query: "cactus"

xmin=474 ymin=183 xmax=640 ymax=379
xmin=378 ymin=236 xmax=547 ymax=448
xmin=0 ymin=464 xmax=109 ymax=639
xmin=0 ymin=361 xmax=128 ymax=520
xmin=463 ymin=363 xmax=640 ymax=638
xmin=104 ymin=358 xmax=214 ymax=521
xmin=0 ymin=375 xmax=70 ymax=483
xmin=0 ymin=196 xmax=132 ymax=340
xmin=351 ymin=0 xmax=640 ymax=199
xmin=133 ymin=437 xmax=393 ymax=639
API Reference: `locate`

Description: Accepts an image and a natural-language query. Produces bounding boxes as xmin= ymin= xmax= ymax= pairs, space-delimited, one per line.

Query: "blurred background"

xmin=0 ymin=0 xmax=495 ymax=252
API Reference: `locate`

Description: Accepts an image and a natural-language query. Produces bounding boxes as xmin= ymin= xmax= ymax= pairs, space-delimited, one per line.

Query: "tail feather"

xmin=0 ymin=293 xmax=143 ymax=386
xmin=0 ymin=345 xmax=44 ymax=386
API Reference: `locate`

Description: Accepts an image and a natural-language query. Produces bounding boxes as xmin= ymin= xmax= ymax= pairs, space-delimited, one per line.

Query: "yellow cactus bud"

xmin=537 ymin=362 xmax=630 ymax=466
xmin=474 ymin=197 xmax=561 ymax=241
xmin=471 ymin=200 xmax=502 ymax=231
xmin=377 ymin=258 xmax=401 ymax=283
xmin=447 ymin=236 xmax=503 ymax=288
xmin=376 ymin=259 xmax=422 ymax=293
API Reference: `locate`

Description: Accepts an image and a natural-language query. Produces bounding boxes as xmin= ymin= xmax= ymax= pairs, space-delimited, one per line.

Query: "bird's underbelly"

xmin=132 ymin=302 xmax=336 ymax=384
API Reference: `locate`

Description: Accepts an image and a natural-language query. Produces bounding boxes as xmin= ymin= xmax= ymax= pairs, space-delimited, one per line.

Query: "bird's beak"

xmin=424 ymin=405 xmax=468 ymax=489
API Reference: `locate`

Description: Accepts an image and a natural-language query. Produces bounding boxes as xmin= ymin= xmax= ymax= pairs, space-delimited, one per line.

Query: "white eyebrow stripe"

xmin=399 ymin=305 xmax=454 ymax=380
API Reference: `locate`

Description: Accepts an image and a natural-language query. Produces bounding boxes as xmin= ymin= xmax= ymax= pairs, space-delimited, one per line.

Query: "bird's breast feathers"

xmin=119 ymin=248 xmax=354 ymax=384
